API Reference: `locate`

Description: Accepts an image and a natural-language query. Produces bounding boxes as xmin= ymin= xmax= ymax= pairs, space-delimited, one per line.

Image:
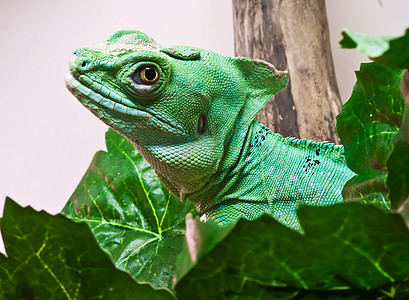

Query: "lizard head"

xmin=66 ymin=30 xmax=288 ymax=201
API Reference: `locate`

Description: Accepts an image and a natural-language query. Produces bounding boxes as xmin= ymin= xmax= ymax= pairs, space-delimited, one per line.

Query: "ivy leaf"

xmin=388 ymin=136 xmax=409 ymax=211
xmin=0 ymin=197 xmax=172 ymax=299
xmin=339 ymin=28 xmax=409 ymax=213
xmin=340 ymin=30 xmax=394 ymax=60
xmin=340 ymin=28 xmax=409 ymax=69
xmin=175 ymin=203 xmax=409 ymax=299
xmin=387 ymin=72 xmax=409 ymax=211
xmin=62 ymin=129 xmax=195 ymax=291
xmin=174 ymin=215 xmax=234 ymax=283
xmin=336 ymin=63 xmax=404 ymax=174
xmin=341 ymin=170 xmax=389 ymax=209
xmin=335 ymin=63 xmax=404 ymax=208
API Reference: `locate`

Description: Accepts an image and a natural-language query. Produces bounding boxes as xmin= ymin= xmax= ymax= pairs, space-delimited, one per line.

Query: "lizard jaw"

xmin=65 ymin=73 xmax=186 ymax=135
xmin=65 ymin=73 xmax=153 ymax=119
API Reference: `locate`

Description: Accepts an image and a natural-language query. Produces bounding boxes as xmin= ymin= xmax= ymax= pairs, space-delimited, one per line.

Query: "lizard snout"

xmin=69 ymin=48 xmax=94 ymax=74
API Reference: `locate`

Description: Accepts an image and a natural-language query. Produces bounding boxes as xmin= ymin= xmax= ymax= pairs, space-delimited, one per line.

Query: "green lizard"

xmin=66 ymin=30 xmax=355 ymax=231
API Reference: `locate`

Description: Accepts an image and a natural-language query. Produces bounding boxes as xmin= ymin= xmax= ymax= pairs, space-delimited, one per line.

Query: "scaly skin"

xmin=66 ymin=30 xmax=355 ymax=231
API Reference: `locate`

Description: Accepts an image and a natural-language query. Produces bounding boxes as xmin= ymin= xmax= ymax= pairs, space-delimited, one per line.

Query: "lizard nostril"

xmin=76 ymin=58 xmax=91 ymax=71
xmin=71 ymin=48 xmax=92 ymax=72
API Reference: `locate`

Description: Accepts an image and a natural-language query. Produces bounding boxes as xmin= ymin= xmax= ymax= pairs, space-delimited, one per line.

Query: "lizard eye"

xmin=132 ymin=65 xmax=160 ymax=86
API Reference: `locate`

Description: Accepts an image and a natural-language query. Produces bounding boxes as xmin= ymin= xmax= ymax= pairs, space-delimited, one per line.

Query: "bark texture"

xmin=232 ymin=0 xmax=342 ymax=143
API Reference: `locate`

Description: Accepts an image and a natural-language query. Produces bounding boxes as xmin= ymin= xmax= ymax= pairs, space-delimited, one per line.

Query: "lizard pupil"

xmin=144 ymin=68 xmax=157 ymax=81
xmin=131 ymin=65 xmax=160 ymax=86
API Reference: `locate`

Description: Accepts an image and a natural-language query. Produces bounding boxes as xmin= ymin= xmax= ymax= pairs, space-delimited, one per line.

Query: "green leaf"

xmin=336 ymin=63 xmax=404 ymax=174
xmin=174 ymin=215 xmax=234 ymax=283
xmin=387 ymin=72 xmax=409 ymax=210
xmin=175 ymin=203 xmax=409 ymax=299
xmin=339 ymin=28 xmax=409 ymax=217
xmin=62 ymin=129 xmax=195 ymax=291
xmin=0 ymin=197 xmax=172 ymax=299
xmin=341 ymin=170 xmax=389 ymax=209
xmin=335 ymin=63 xmax=404 ymax=208
xmin=340 ymin=28 xmax=409 ymax=69
xmin=387 ymin=137 xmax=409 ymax=210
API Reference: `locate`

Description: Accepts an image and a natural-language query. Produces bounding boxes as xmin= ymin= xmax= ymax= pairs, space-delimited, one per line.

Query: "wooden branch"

xmin=232 ymin=0 xmax=342 ymax=143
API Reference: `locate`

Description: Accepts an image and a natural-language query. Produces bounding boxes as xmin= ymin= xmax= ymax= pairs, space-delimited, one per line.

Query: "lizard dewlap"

xmin=66 ymin=30 xmax=355 ymax=231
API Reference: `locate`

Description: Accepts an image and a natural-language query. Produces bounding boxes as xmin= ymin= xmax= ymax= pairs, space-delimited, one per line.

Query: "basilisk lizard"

xmin=66 ymin=30 xmax=355 ymax=231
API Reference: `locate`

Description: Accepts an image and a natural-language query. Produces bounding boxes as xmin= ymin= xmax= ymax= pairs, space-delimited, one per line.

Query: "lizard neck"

xmin=186 ymin=121 xmax=269 ymax=215
xmin=189 ymin=121 xmax=355 ymax=229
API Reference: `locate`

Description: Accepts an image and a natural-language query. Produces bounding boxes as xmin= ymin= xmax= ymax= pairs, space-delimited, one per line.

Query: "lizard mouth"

xmin=65 ymin=73 xmax=185 ymax=134
xmin=65 ymin=73 xmax=153 ymax=119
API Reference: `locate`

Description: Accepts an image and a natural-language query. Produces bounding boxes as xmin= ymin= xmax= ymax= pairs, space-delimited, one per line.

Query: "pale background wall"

xmin=0 ymin=0 xmax=408 ymax=251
